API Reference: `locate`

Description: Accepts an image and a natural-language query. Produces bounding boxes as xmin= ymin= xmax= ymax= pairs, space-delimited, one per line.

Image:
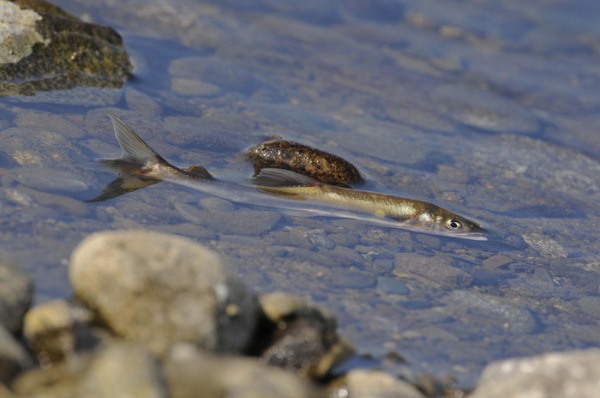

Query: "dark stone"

xmin=0 ymin=324 xmax=33 ymax=384
xmin=247 ymin=139 xmax=363 ymax=187
xmin=256 ymin=292 xmax=354 ymax=379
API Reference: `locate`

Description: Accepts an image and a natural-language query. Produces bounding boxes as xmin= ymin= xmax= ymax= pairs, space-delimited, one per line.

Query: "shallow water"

xmin=1 ymin=0 xmax=599 ymax=387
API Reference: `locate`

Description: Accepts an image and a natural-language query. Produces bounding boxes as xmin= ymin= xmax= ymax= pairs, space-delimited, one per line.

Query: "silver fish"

xmin=90 ymin=115 xmax=487 ymax=241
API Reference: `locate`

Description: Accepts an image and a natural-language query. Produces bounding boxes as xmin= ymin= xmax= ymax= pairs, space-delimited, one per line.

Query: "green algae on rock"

xmin=0 ymin=0 xmax=132 ymax=96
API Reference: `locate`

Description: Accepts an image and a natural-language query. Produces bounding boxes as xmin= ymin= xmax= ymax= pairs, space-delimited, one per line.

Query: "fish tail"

xmin=86 ymin=115 xmax=184 ymax=202
xmin=108 ymin=114 xmax=167 ymax=170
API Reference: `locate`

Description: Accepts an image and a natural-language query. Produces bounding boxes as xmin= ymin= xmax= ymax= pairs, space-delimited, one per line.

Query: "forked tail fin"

xmin=87 ymin=115 xmax=214 ymax=202
xmin=86 ymin=115 xmax=171 ymax=202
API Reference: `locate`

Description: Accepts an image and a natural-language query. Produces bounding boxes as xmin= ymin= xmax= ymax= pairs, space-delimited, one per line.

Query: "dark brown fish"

xmin=247 ymin=139 xmax=362 ymax=187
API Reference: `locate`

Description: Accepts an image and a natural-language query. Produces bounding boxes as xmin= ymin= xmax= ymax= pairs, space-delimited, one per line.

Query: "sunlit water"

xmin=1 ymin=0 xmax=599 ymax=387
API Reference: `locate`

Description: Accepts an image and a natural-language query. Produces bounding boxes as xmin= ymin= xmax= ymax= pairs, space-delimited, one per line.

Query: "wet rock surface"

xmin=0 ymin=0 xmax=132 ymax=97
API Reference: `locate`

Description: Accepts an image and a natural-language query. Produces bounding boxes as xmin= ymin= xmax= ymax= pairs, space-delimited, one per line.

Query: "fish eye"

xmin=446 ymin=219 xmax=462 ymax=230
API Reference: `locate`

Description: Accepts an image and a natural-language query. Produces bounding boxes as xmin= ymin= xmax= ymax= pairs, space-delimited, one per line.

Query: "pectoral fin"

xmin=252 ymin=168 xmax=323 ymax=188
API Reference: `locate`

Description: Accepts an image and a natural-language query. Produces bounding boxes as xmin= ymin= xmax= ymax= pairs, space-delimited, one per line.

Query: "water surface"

xmin=1 ymin=0 xmax=599 ymax=387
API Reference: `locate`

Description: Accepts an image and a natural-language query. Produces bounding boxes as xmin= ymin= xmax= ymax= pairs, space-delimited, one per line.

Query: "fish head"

xmin=432 ymin=207 xmax=484 ymax=234
xmin=410 ymin=206 xmax=484 ymax=238
xmin=444 ymin=214 xmax=483 ymax=233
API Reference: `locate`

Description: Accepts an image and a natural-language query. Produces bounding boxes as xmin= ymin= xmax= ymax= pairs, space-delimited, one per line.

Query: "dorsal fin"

xmin=252 ymin=168 xmax=323 ymax=188
xmin=109 ymin=114 xmax=161 ymax=165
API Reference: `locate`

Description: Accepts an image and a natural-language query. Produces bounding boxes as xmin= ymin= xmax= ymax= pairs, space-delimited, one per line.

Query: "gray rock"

xmin=164 ymin=343 xmax=321 ymax=398
xmin=199 ymin=197 xmax=235 ymax=212
xmin=125 ymin=87 xmax=162 ymax=117
xmin=376 ymin=276 xmax=410 ymax=296
xmin=394 ymin=252 xmax=473 ymax=290
xmin=523 ymin=233 xmax=568 ymax=259
xmin=446 ymin=290 xmax=538 ymax=334
xmin=578 ymin=296 xmax=600 ymax=319
xmin=174 ymin=204 xmax=282 ymax=235
xmin=0 ymin=324 xmax=33 ymax=384
xmin=327 ymin=369 xmax=425 ymax=398
xmin=69 ymin=230 xmax=259 ymax=356
xmin=12 ymin=167 xmax=89 ymax=192
xmin=0 ymin=127 xmax=84 ymax=168
xmin=0 ymin=256 xmax=32 ymax=334
xmin=432 ymin=84 xmax=540 ymax=134
xmin=12 ymin=341 xmax=166 ymax=398
xmin=470 ymin=349 xmax=600 ymax=398
xmin=328 ymin=268 xmax=377 ymax=289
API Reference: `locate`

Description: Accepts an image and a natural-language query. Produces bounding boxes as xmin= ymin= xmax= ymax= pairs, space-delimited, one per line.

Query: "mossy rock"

xmin=0 ymin=0 xmax=132 ymax=96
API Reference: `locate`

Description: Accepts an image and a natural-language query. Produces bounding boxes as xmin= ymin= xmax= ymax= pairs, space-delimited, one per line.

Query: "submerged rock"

xmin=69 ymin=230 xmax=259 ymax=357
xmin=0 ymin=0 xmax=132 ymax=97
xmin=445 ymin=289 xmax=538 ymax=335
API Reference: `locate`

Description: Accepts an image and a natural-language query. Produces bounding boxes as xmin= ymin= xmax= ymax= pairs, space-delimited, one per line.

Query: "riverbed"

xmin=1 ymin=0 xmax=599 ymax=387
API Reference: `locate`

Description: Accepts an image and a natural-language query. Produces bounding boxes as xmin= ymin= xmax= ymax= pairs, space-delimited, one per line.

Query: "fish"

xmin=89 ymin=115 xmax=487 ymax=241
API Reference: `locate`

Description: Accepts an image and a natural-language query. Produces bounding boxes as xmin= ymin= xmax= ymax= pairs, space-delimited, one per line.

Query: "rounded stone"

xmin=23 ymin=299 xmax=96 ymax=367
xmin=12 ymin=341 xmax=166 ymax=398
xmin=69 ymin=230 xmax=259 ymax=356
xmin=164 ymin=343 xmax=321 ymax=398
xmin=470 ymin=349 xmax=600 ymax=398
xmin=327 ymin=369 xmax=425 ymax=398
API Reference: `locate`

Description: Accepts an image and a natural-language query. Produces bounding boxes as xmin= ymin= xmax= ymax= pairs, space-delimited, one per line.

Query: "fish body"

xmin=91 ymin=115 xmax=486 ymax=241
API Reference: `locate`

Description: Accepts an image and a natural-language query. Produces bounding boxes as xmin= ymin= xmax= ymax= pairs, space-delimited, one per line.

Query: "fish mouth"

xmin=462 ymin=221 xmax=487 ymax=240
xmin=469 ymin=223 xmax=485 ymax=233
